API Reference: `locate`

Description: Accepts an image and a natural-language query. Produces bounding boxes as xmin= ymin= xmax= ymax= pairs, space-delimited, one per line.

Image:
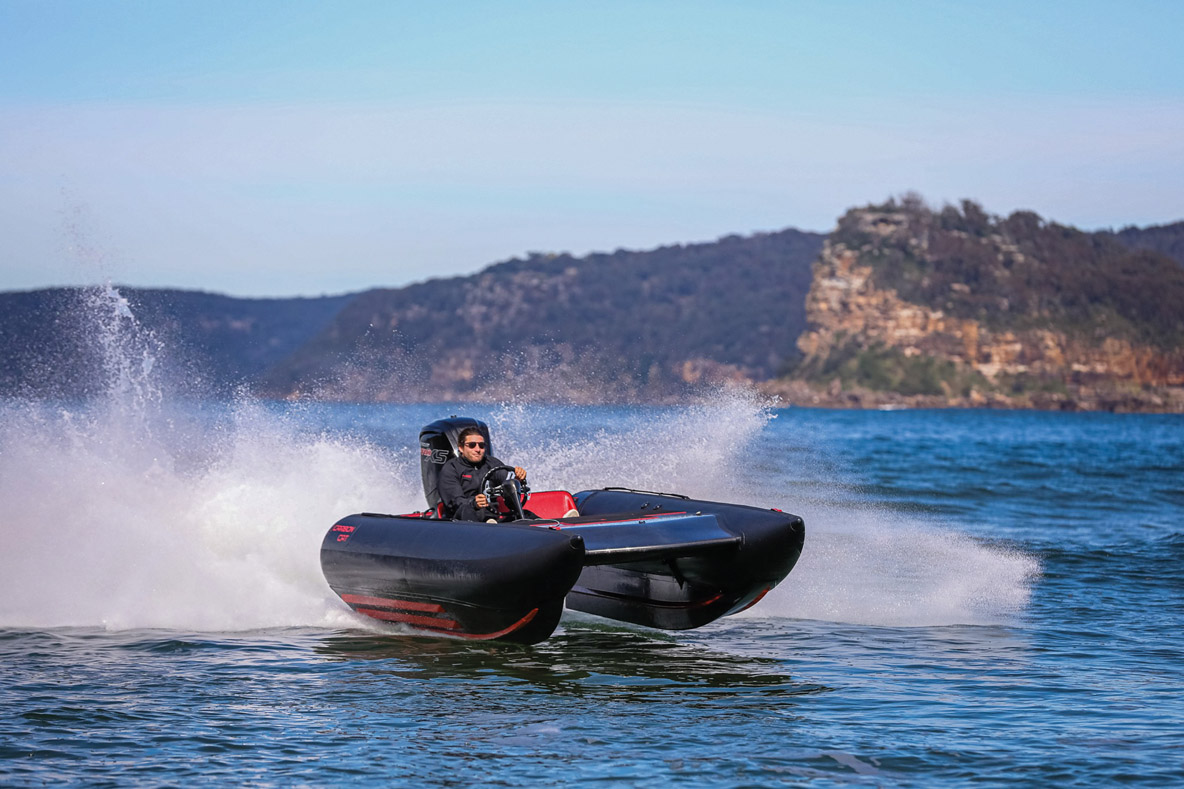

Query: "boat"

xmin=320 ymin=417 xmax=805 ymax=643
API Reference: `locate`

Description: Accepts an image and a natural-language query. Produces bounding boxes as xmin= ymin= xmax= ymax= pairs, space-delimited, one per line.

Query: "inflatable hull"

xmin=321 ymin=516 xmax=585 ymax=643
xmin=321 ymin=489 xmax=804 ymax=643
xmin=565 ymin=489 xmax=804 ymax=630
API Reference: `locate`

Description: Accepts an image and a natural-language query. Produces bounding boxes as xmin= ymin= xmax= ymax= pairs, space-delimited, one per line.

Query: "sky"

xmin=2 ymin=1 xmax=1182 ymax=297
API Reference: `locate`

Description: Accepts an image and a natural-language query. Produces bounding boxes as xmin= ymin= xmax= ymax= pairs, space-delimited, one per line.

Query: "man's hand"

xmin=514 ymin=467 xmax=526 ymax=481
xmin=475 ymin=493 xmax=489 ymax=509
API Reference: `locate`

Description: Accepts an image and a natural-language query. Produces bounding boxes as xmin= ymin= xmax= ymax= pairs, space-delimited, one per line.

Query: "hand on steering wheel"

xmin=477 ymin=465 xmax=529 ymax=522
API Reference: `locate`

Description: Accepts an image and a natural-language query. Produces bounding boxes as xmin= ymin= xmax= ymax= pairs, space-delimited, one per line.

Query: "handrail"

xmin=600 ymin=486 xmax=690 ymax=499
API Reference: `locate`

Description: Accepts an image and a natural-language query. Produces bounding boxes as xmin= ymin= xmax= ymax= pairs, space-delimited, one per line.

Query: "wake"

xmin=0 ymin=286 xmax=1038 ymax=632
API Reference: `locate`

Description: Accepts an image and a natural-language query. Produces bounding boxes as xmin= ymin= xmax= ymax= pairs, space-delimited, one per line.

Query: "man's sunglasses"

xmin=463 ymin=441 xmax=486 ymax=449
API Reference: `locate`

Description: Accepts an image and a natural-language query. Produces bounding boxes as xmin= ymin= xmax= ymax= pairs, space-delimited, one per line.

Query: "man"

xmin=438 ymin=426 xmax=527 ymax=522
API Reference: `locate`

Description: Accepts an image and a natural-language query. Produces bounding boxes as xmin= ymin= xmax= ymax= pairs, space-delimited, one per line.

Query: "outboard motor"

xmin=419 ymin=417 xmax=493 ymax=515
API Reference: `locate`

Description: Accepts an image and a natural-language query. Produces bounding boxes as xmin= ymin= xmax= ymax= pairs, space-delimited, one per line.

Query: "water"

xmin=2 ymin=289 xmax=1183 ymax=786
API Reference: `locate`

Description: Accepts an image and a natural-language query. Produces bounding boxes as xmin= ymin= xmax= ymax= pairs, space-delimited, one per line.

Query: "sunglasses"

xmin=463 ymin=441 xmax=486 ymax=449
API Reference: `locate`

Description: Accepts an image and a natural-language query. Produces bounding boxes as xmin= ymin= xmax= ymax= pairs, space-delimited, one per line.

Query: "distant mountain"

xmin=124 ymin=288 xmax=359 ymax=385
xmin=777 ymin=197 xmax=1184 ymax=411
xmin=0 ymin=287 xmax=357 ymax=397
xmin=4 ymin=201 xmax=1182 ymax=411
xmin=258 ymin=230 xmax=826 ymax=402
xmin=1107 ymin=221 xmax=1184 ymax=268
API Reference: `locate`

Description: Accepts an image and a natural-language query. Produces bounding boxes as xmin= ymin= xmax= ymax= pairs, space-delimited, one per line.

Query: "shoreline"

xmin=266 ymin=382 xmax=1184 ymax=413
xmin=758 ymin=379 xmax=1184 ymax=414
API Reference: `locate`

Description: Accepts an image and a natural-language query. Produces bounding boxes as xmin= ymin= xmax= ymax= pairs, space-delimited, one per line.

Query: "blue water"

xmin=2 ymin=394 xmax=1182 ymax=786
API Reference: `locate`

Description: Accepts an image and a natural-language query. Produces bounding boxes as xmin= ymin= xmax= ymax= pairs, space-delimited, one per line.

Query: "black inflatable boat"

xmin=321 ymin=417 xmax=805 ymax=643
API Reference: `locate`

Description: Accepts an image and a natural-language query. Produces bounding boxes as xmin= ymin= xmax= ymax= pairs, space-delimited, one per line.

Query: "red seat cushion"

xmin=526 ymin=490 xmax=578 ymax=519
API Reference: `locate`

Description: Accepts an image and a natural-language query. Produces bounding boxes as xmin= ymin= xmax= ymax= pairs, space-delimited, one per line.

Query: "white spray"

xmin=491 ymin=391 xmax=1040 ymax=628
xmin=0 ymin=286 xmax=409 ymax=630
xmin=0 ymin=289 xmax=1037 ymax=632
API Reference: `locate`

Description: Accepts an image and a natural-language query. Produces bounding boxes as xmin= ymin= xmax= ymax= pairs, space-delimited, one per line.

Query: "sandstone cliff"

xmin=773 ymin=199 xmax=1184 ymax=412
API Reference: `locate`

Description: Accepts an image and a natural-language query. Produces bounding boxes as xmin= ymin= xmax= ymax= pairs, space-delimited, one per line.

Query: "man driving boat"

xmin=438 ymin=426 xmax=527 ymax=521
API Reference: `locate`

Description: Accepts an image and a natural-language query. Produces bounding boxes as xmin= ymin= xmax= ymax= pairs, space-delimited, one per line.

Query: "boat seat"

xmin=525 ymin=490 xmax=579 ymax=519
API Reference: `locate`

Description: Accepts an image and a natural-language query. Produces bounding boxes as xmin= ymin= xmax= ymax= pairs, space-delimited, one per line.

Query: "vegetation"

xmin=0 ymin=287 xmax=356 ymax=397
xmin=1107 ymin=221 xmax=1184 ymax=268
xmin=795 ymin=338 xmax=990 ymax=398
xmin=263 ymin=229 xmax=824 ymax=399
xmin=4 ymin=198 xmax=1181 ymax=406
xmin=831 ymin=197 xmax=1184 ymax=350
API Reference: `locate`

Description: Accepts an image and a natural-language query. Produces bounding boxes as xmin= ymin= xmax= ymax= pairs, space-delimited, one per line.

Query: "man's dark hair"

xmin=457 ymin=427 xmax=484 ymax=446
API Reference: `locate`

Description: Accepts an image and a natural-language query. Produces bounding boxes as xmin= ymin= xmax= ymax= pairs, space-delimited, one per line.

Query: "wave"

xmin=749 ymin=507 xmax=1040 ymax=627
xmin=0 ymin=286 xmax=1039 ymax=633
xmin=0 ymin=286 xmax=407 ymax=630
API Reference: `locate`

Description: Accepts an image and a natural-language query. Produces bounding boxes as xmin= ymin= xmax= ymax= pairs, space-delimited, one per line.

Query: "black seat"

xmin=418 ymin=417 xmax=494 ymax=518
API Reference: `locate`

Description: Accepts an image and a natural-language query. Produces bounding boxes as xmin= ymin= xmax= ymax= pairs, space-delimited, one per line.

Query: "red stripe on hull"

xmin=341 ymin=593 xmax=444 ymax=613
xmin=448 ymin=607 xmax=539 ymax=640
xmin=349 ymin=603 xmax=541 ymax=641
xmin=737 ymin=586 xmax=771 ymax=612
xmin=355 ymin=608 xmax=461 ymax=630
xmin=692 ymin=592 xmax=724 ymax=609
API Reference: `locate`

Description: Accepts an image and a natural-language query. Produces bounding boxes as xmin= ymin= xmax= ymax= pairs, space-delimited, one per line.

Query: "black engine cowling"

xmin=418 ymin=416 xmax=493 ymax=512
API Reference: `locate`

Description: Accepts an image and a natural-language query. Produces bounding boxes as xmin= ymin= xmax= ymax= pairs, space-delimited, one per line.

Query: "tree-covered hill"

xmin=4 ymin=199 xmax=1182 ymax=411
xmin=781 ymin=196 xmax=1184 ymax=411
xmin=826 ymin=197 xmax=1184 ymax=349
xmin=1107 ymin=220 xmax=1184 ymax=268
xmin=261 ymin=229 xmax=825 ymax=401
xmin=0 ymin=287 xmax=356 ymax=397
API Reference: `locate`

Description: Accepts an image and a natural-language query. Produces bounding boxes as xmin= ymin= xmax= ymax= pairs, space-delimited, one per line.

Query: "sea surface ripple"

xmin=2 ymin=394 xmax=1182 ymax=785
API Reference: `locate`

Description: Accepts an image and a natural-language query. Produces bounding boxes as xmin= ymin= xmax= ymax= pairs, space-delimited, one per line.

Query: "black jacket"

xmin=438 ymin=454 xmax=512 ymax=521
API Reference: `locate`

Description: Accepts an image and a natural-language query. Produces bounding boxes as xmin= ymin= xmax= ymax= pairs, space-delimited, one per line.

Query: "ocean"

xmin=1 ymin=292 xmax=1182 ymax=786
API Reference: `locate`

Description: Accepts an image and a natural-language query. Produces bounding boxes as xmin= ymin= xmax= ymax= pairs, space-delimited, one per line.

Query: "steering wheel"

xmin=478 ymin=465 xmax=529 ymax=522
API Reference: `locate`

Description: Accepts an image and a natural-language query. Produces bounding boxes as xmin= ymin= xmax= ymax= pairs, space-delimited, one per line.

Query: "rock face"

xmin=781 ymin=200 xmax=1184 ymax=411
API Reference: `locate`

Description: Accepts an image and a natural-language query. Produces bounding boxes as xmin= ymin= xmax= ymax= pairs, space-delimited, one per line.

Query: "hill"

xmin=0 ymin=287 xmax=357 ymax=397
xmin=1107 ymin=221 xmax=1184 ymax=267
xmin=4 ymin=200 xmax=1182 ymax=412
xmin=774 ymin=197 xmax=1184 ymax=411
xmin=260 ymin=229 xmax=825 ymax=402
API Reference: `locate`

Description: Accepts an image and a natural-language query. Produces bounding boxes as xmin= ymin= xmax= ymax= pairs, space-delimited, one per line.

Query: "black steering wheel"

xmin=478 ymin=465 xmax=529 ymax=522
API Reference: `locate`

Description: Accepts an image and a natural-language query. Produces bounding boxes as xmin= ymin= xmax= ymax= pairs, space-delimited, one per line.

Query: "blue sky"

xmin=2 ymin=1 xmax=1182 ymax=296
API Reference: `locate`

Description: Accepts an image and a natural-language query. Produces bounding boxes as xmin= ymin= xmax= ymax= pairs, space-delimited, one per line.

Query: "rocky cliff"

xmin=770 ymin=199 xmax=1184 ymax=411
